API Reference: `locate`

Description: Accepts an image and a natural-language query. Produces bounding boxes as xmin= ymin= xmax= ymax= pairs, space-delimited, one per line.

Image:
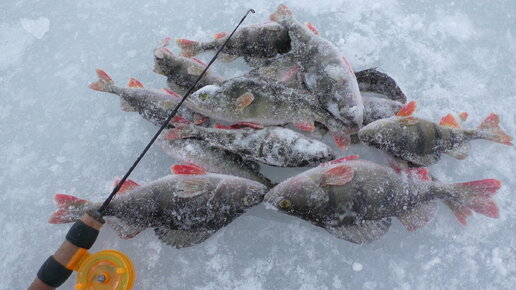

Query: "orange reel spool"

xmin=74 ymin=250 xmax=135 ymax=290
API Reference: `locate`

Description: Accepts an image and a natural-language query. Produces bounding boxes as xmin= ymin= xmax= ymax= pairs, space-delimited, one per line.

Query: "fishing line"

xmin=98 ymin=8 xmax=255 ymax=214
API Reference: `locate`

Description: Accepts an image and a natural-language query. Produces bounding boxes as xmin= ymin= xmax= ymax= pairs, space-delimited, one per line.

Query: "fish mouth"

xmin=263 ymin=190 xmax=281 ymax=209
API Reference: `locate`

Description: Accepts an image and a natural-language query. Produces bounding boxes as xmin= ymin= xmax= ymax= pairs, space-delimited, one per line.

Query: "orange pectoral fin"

xmin=321 ymin=165 xmax=354 ymax=186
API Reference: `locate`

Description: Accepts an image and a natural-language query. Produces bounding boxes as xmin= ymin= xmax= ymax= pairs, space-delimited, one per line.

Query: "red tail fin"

xmin=88 ymin=69 xmax=114 ymax=92
xmin=477 ymin=113 xmax=513 ymax=146
xmin=443 ymin=200 xmax=473 ymax=226
xmin=154 ymin=37 xmax=172 ymax=59
xmin=270 ymin=4 xmax=293 ymax=22
xmin=49 ymin=194 xmax=88 ymax=224
xmin=452 ymin=179 xmax=501 ymax=221
xmin=176 ymin=39 xmax=201 ymax=57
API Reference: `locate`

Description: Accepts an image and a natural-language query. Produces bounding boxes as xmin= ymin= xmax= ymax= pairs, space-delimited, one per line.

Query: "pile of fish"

xmin=49 ymin=4 xmax=512 ymax=248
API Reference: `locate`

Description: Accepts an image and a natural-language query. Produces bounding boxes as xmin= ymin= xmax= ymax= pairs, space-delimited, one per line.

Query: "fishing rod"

xmin=29 ymin=8 xmax=255 ymax=290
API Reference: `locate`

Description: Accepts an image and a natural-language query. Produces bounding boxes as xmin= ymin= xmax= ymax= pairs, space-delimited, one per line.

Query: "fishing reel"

xmin=74 ymin=250 xmax=135 ymax=290
xmin=30 ymin=212 xmax=135 ymax=290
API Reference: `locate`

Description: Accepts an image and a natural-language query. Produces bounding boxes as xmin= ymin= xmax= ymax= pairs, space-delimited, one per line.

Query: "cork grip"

xmin=28 ymin=212 xmax=104 ymax=289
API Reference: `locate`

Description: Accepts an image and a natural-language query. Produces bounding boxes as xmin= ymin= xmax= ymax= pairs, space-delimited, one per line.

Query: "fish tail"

xmin=270 ymin=4 xmax=293 ymax=22
xmin=49 ymin=194 xmax=89 ymax=224
xmin=176 ymin=38 xmax=202 ymax=57
xmin=154 ymin=37 xmax=173 ymax=59
xmin=476 ymin=113 xmax=513 ymax=145
xmin=88 ymin=69 xmax=114 ymax=92
xmin=164 ymin=116 xmax=195 ymax=140
xmin=446 ymin=179 xmax=501 ymax=224
xmin=442 ymin=200 xmax=473 ymax=226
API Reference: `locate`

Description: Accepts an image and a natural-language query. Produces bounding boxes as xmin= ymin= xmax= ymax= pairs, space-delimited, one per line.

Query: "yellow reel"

xmin=74 ymin=250 xmax=135 ymax=290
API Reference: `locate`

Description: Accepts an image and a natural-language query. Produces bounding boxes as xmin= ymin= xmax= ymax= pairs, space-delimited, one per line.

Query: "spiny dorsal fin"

xmin=171 ymin=163 xmax=206 ymax=175
xmin=114 ymin=178 xmax=140 ymax=195
xmin=213 ymin=32 xmax=227 ymax=39
xmin=128 ymin=78 xmax=144 ymax=88
xmin=459 ymin=112 xmax=469 ymax=122
xmin=439 ymin=114 xmax=460 ymax=128
xmin=322 ymin=155 xmax=359 ymax=167
xmin=305 ymin=22 xmax=319 ymax=35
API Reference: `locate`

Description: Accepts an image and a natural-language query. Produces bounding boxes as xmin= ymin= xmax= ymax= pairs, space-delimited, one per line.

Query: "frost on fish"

xmin=154 ymin=38 xmax=224 ymax=95
xmin=88 ymin=69 xmax=200 ymax=126
xmin=184 ymin=76 xmax=353 ymax=150
xmin=176 ymin=22 xmax=291 ymax=65
xmin=269 ymin=4 xmax=363 ymax=131
xmin=358 ymin=102 xmax=513 ymax=166
xmin=49 ymin=169 xmax=268 ymax=248
xmin=264 ymin=157 xmax=501 ymax=244
xmin=165 ymin=124 xmax=335 ymax=167
xmin=156 ymin=136 xmax=274 ymax=188
xmin=355 ymin=68 xmax=407 ymax=104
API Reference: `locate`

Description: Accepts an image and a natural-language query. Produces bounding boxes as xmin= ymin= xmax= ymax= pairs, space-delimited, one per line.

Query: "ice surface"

xmin=1 ymin=0 xmax=514 ymax=289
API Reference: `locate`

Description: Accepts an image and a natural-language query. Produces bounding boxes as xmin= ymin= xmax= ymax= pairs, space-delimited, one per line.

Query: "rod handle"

xmin=28 ymin=211 xmax=104 ymax=289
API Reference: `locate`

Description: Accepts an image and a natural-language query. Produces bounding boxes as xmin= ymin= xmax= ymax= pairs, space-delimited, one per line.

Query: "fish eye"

xmin=199 ymin=92 xmax=208 ymax=100
xmin=279 ymin=199 xmax=292 ymax=209
xmin=243 ymin=196 xmax=254 ymax=206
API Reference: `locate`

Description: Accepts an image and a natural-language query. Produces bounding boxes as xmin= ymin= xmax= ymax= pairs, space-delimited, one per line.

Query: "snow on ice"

xmin=0 ymin=0 xmax=514 ymax=289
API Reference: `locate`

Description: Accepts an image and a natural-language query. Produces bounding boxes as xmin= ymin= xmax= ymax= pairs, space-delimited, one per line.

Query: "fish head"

xmin=264 ymin=174 xmax=328 ymax=220
xmin=213 ymin=177 xmax=268 ymax=209
xmin=186 ymin=85 xmax=224 ymax=113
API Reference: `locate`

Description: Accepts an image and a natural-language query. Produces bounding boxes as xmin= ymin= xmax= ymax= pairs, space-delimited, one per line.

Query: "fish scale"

xmin=166 ymin=125 xmax=335 ymax=167
xmin=265 ymin=157 xmax=501 ymax=244
xmin=358 ymin=109 xmax=511 ymax=166
xmin=50 ymin=172 xmax=268 ymax=248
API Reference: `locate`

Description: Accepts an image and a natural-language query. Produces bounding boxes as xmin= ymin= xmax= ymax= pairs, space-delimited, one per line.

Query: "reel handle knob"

xmin=28 ymin=211 xmax=104 ymax=290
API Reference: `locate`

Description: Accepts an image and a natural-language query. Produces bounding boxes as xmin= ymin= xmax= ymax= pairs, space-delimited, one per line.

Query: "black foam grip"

xmin=37 ymin=256 xmax=73 ymax=288
xmin=66 ymin=220 xmax=99 ymax=249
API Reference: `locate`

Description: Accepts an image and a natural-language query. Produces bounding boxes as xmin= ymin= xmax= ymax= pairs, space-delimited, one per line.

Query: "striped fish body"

xmin=358 ymin=116 xmax=476 ymax=166
xmin=179 ymin=22 xmax=291 ymax=61
xmin=169 ymin=125 xmax=335 ymax=167
xmin=186 ymin=77 xmax=341 ymax=130
xmin=153 ymin=40 xmax=224 ymax=93
xmin=110 ymin=86 xmax=196 ymax=125
xmin=265 ymin=157 xmax=501 ymax=244
xmin=270 ymin=5 xmax=363 ymax=131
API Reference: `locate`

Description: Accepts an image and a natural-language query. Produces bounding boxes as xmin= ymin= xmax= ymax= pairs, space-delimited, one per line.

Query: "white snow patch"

xmin=0 ymin=22 xmax=34 ymax=70
xmin=20 ymin=17 xmax=50 ymax=39
xmin=352 ymin=262 xmax=363 ymax=271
